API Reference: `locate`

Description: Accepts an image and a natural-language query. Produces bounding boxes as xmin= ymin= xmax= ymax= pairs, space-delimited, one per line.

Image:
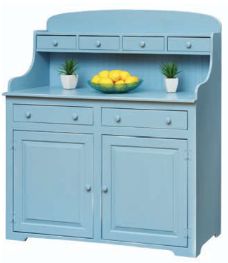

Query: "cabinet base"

xmin=6 ymin=231 xmax=204 ymax=257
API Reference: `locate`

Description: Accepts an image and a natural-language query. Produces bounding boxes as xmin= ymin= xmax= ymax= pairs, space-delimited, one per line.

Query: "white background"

xmin=0 ymin=1 xmax=227 ymax=262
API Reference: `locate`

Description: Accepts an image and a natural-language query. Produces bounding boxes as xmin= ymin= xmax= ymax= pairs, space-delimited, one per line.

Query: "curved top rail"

xmin=47 ymin=10 xmax=221 ymax=35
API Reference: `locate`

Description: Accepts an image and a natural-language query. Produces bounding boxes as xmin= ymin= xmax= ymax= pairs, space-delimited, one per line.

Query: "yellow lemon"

xmin=115 ymin=80 xmax=125 ymax=86
xmin=109 ymin=70 xmax=121 ymax=82
xmin=125 ymin=76 xmax=139 ymax=84
xmin=91 ymin=75 xmax=100 ymax=84
xmin=99 ymin=77 xmax=113 ymax=87
xmin=120 ymin=71 xmax=131 ymax=81
xmin=99 ymin=70 xmax=109 ymax=78
xmin=115 ymin=80 xmax=125 ymax=91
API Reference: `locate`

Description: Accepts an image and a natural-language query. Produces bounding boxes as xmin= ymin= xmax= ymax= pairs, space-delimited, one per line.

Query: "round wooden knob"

xmin=25 ymin=112 xmax=31 ymax=119
xmin=186 ymin=41 xmax=192 ymax=49
xmin=102 ymin=186 xmax=108 ymax=193
xmin=166 ymin=117 xmax=172 ymax=125
xmin=115 ymin=115 xmax=121 ymax=123
xmin=85 ymin=185 xmax=92 ymax=192
xmin=52 ymin=41 xmax=58 ymax=47
xmin=140 ymin=41 xmax=146 ymax=48
xmin=96 ymin=41 xmax=101 ymax=47
xmin=72 ymin=113 xmax=79 ymax=121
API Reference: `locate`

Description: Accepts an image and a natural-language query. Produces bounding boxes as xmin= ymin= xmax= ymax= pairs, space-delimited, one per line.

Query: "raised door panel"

xmin=102 ymin=135 xmax=187 ymax=247
xmin=14 ymin=131 xmax=93 ymax=238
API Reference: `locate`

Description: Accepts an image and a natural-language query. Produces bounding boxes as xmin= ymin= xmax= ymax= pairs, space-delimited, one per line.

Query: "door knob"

xmin=72 ymin=113 xmax=79 ymax=121
xmin=25 ymin=112 xmax=31 ymax=119
xmin=102 ymin=186 xmax=108 ymax=193
xmin=85 ymin=185 xmax=92 ymax=192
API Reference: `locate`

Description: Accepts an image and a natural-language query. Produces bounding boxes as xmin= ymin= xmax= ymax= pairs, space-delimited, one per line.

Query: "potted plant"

xmin=59 ymin=59 xmax=78 ymax=90
xmin=161 ymin=63 xmax=180 ymax=93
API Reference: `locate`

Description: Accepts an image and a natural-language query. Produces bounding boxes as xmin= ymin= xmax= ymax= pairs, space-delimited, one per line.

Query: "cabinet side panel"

xmin=196 ymin=33 xmax=221 ymax=250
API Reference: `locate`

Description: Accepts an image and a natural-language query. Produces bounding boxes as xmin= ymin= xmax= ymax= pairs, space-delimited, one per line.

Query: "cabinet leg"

xmin=172 ymin=247 xmax=201 ymax=257
xmin=6 ymin=231 xmax=28 ymax=241
xmin=214 ymin=232 xmax=221 ymax=238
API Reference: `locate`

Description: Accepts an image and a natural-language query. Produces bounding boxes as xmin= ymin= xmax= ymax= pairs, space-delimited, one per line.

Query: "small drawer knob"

xmin=25 ymin=112 xmax=31 ymax=119
xmin=140 ymin=41 xmax=146 ymax=48
xmin=85 ymin=185 xmax=92 ymax=192
xmin=96 ymin=40 xmax=101 ymax=48
xmin=186 ymin=41 xmax=192 ymax=49
xmin=52 ymin=41 xmax=58 ymax=47
xmin=166 ymin=117 xmax=172 ymax=125
xmin=102 ymin=186 xmax=108 ymax=193
xmin=115 ymin=115 xmax=121 ymax=123
xmin=72 ymin=113 xmax=79 ymax=121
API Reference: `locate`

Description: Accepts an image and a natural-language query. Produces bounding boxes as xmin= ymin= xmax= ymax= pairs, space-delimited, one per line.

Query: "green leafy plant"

xmin=161 ymin=63 xmax=180 ymax=78
xmin=59 ymin=59 xmax=78 ymax=75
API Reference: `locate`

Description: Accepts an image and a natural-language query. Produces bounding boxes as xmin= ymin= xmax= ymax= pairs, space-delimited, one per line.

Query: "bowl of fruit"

xmin=89 ymin=70 xmax=142 ymax=93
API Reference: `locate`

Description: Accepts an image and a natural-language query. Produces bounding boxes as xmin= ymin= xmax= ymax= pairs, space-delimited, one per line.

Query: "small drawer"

xmin=102 ymin=108 xmax=187 ymax=130
xmin=14 ymin=105 xmax=93 ymax=125
xmin=168 ymin=37 xmax=210 ymax=52
xmin=123 ymin=36 xmax=164 ymax=51
xmin=79 ymin=36 xmax=120 ymax=50
xmin=37 ymin=35 xmax=77 ymax=50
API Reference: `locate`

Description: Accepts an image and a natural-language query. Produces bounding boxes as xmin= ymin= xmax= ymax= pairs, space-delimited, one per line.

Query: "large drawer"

xmin=37 ymin=35 xmax=77 ymax=50
xmin=79 ymin=36 xmax=120 ymax=50
xmin=14 ymin=105 xmax=93 ymax=125
xmin=123 ymin=36 xmax=164 ymax=51
xmin=102 ymin=108 xmax=187 ymax=130
xmin=168 ymin=37 xmax=210 ymax=52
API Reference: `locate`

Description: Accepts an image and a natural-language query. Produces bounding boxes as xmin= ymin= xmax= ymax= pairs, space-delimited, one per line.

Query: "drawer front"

xmin=37 ymin=35 xmax=77 ymax=50
xmin=79 ymin=36 xmax=120 ymax=50
xmin=102 ymin=108 xmax=187 ymax=130
xmin=14 ymin=105 xmax=93 ymax=125
xmin=168 ymin=37 xmax=210 ymax=52
xmin=123 ymin=36 xmax=164 ymax=51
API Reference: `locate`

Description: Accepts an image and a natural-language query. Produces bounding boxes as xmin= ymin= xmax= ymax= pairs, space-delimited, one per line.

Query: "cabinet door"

xmin=102 ymin=135 xmax=187 ymax=247
xmin=14 ymin=131 xmax=93 ymax=238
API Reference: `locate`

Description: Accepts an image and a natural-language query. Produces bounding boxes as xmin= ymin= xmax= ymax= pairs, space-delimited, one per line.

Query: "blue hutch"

xmin=4 ymin=10 xmax=221 ymax=257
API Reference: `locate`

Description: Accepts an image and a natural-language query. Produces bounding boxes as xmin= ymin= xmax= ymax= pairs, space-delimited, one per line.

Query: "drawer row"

xmin=37 ymin=35 xmax=211 ymax=53
xmin=13 ymin=104 xmax=188 ymax=130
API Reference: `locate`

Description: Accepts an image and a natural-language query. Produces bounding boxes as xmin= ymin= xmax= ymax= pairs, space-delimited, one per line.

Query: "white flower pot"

xmin=164 ymin=78 xmax=179 ymax=93
xmin=60 ymin=74 xmax=78 ymax=90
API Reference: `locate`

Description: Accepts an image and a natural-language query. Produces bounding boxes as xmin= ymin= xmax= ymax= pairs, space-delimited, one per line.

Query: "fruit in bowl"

xmin=89 ymin=70 xmax=142 ymax=93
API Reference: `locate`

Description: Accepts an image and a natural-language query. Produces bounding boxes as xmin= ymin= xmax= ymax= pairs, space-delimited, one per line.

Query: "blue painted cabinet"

xmin=102 ymin=136 xmax=187 ymax=246
xmin=13 ymin=131 xmax=94 ymax=238
xmin=4 ymin=10 xmax=221 ymax=257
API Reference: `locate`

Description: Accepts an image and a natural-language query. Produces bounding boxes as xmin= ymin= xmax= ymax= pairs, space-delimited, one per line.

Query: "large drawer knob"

xmin=186 ymin=41 xmax=192 ymax=49
xmin=115 ymin=115 xmax=121 ymax=123
xmin=96 ymin=40 xmax=101 ymax=48
xmin=72 ymin=113 xmax=79 ymax=121
xmin=139 ymin=41 xmax=146 ymax=48
xmin=25 ymin=112 xmax=31 ymax=119
xmin=166 ymin=117 xmax=172 ymax=125
xmin=52 ymin=41 xmax=58 ymax=47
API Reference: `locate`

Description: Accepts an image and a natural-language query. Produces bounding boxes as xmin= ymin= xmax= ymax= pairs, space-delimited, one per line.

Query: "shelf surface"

xmin=4 ymin=85 xmax=197 ymax=103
